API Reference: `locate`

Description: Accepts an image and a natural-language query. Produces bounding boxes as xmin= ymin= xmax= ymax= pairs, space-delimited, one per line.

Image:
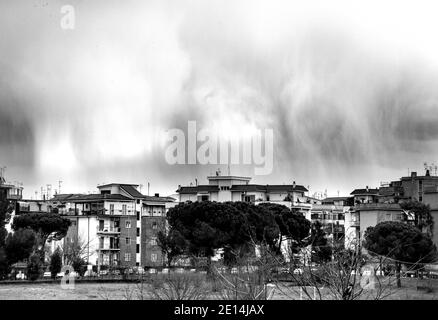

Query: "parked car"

xmin=43 ymin=271 xmax=52 ymax=278
xmin=136 ymin=267 xmax=146 ymax=274
xmin=175 ymin=268 xmax=184 ymax=274
xmin=112 ymin=270 xmax=121 ymax=275
xmin=293 ymin=268 xmax=303 ymax=275
xmin=84 ymin=270 xmax=97 ymax=277
xmin=99 ymin=270 xmax=109 ymax=276
xmin=16 ymin=271 xmax=27 ymax=280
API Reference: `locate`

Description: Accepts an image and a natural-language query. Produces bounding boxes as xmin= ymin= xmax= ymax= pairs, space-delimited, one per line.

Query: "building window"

xmin=122 ymin=204 xmax=127 ymax=215
xmin=137 ymin=199 xmax=140 ymax=204
xmin=137 ymin=211 xmax=140 ymax=220
xmin=151 ymin=253 xmax=157 ymax=262
xmin=137 ymin=227 xmax=140 ymax=237
xmin=136 ymin=244 xmax=140 ymax=253
xmin=150 ymin=237 xmax=157 ymax=246
xmin=152 ymin=222 xmax=158 ymax=230
xmin=124 ymin=253 xmax=131 ymax=262
xmin=125 ymin=237 xmax=131 ymax=245
xmin=110 ymin=204 xmax=114 ymax=215
xmin=125 ymin=220 xmax=131 ymax=229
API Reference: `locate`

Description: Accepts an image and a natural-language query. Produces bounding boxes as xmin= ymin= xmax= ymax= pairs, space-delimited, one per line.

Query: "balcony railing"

xmin=97 ymin=227 xmax=121 ymax=234
xmin=99 ymin=245 xmax=120 ymax=250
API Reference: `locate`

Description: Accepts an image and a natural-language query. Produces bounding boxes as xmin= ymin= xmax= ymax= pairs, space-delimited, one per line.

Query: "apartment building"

xmin=0 ymin=174 xmax=23 ymax=202
xmin=311 ymin=197 xmax=353 ymax=247
xmin=177 ymin=174 xmax=311 ymax=215
xmin=349 ymin=186 xmax=406 ymax=244
xmin=15 ymin=183 xmax=175 ymax=270
xmin=141 ymin=195 xmax=177 ymax=267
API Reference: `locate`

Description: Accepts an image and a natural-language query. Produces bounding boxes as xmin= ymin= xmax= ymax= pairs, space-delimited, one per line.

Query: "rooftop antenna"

xmin=46 ymin=184 xmax=52 ymax=199
xmin=58 ymin=180 xmax=62 ymax=194
xmin=227 ymin=164 xmax=231 ymax=176
xmin=147 ymin=182 xmax=150 ymax=196
xmin=139 ymin=184 xmax=143 ymax=193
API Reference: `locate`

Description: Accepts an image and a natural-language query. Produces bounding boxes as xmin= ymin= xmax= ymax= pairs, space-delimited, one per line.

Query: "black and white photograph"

xmin=1 ymin=0 xmax=438 ymax=307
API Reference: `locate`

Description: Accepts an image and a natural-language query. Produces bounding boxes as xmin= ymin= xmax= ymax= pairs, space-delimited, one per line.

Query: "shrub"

xmin=27 ymin=254 xmax=43 ymax=281
xmin=49 ymin=248 xmax=62 ymax=279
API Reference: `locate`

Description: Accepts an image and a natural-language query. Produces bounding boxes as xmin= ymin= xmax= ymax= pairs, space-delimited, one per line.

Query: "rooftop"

xmin=350 ymin=188 xmax=379 ymax=195
xmin=177 ymin=184 xmax=308 ymax=194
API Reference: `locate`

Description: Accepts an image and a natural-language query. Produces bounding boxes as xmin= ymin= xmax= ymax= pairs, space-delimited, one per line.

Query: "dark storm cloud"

xmin=1 ymin=0 xmax=438 ymax=197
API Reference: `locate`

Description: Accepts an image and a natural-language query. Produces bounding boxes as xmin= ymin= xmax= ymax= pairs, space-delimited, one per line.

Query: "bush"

xmin=27 ymin=254 xmax=43 ymax=281
xmin=0 ymin=248 xmax=10 ymax=280
xmin=72 ymin=257 xmax=87 ymax=276
xmin=148 ymin=273 xmax=209 ymax=300
xmin=49 ymin=248 xmax=62 ymax=279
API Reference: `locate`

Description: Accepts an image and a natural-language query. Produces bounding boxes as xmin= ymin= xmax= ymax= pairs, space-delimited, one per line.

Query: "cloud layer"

xmin=1 ymin=0 xmax=438 ymax=197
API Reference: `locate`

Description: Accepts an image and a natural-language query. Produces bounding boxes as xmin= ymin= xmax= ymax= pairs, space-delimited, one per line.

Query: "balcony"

xmin=97 ymin=227 xmax=121 ymax=234
xmin=99 ymin=245 xmax=120 ymax=250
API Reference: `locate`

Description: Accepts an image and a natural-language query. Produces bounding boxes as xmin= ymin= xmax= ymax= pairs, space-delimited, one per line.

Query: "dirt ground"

xmin=0 ymin=278 xmax=437 ymax=300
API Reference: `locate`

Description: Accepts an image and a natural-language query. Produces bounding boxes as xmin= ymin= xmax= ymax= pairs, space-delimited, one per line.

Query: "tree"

xmin=72 ymin=257 xmax=87 ymax=276
xmin=4 ymin=229 xmax=36 ymax=265
xmin=226 ymin=201 xmax=280 ymax=256
xmin=0 ymin=198 xmax=14 ymax=247
xmin=258 ymin=203 xmax=310 ymax=253
xmin=12 ymin=213 xmax=71 ymax=261
xmin=27 ymin=253 xmax=43 ymax=281
xmin=167 ymin=201 xmax=241 ymax=272
xmin=157 ymin=229 xmax=187 ymax=268
xmin=62 ymin=235 xmax=92 ymax=266
xmin=0 ymin=248 xmax=9 ymax=280
xmin=49 ymin=248 xmax=62 ymax=279
xmin=167 ymin=201 xmax=280 ymax=272
xmin=309 ymin=221 xmax=332 ymax=263
xmin=400 ymin=200 xmax=434 ymax=236
xmin=363 ymin=221 xmax=437 ymax=287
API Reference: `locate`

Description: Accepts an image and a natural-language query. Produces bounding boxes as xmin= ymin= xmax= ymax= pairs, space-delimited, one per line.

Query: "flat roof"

xmin=207 ymin=176 xmax=252 ymax=181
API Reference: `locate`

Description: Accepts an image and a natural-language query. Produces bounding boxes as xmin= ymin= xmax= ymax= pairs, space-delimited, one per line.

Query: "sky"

xmin=1 ymin=0 xmax=438 ymax=199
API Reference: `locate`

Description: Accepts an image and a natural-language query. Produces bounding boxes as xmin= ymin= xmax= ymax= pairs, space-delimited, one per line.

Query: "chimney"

xmin=366 ymin=186 xmax=369 ymax=192
xmin=411 ymin=171 xmax=417 ymax=178
xmin=154 ymin=193 xmax=159 ymax=197
xmin=292 ymin=181 xmax=296 ymax=188
xmin=426 ymin=169 xmax=431 ymax=177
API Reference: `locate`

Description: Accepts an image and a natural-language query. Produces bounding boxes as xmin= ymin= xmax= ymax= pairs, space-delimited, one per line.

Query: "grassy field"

xmin=0 ymin=277 xmax=437 ymax=300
